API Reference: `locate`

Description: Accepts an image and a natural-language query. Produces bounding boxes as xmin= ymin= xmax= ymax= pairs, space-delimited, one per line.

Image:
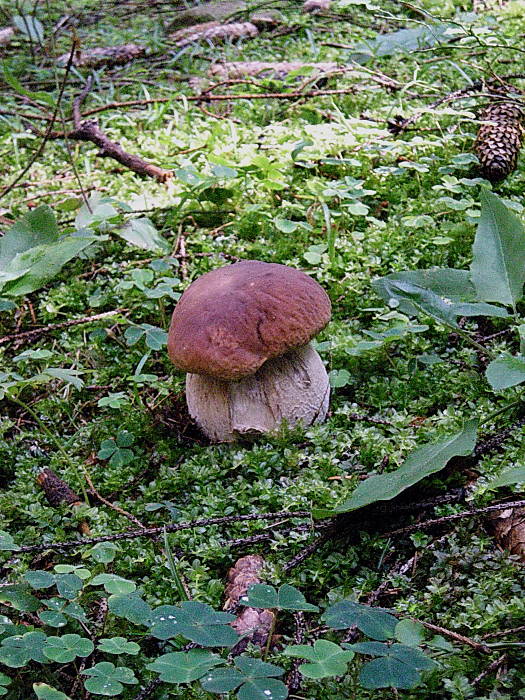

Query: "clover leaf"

xmin=90 ymin=574 xmax=136 ymax=595
xmin=0 ymin=631 xmax=48 ymax=667
xmin=146 ymin=649 xmax=223 ymax=683
xmin=201 ymin=657 xmax=288 ymax=700
xmin=149 ymin=601 xmax=239 ymax=647
xmin=0 ymin=531 xmax=20 ymax=551
xmin=97 ymin=637 xmax=140 ymax=655
xmin=43 ymin=634 xmax=94 ymax=663
xmin=107 ymin=592 xmax=152 ymax=625
xmin=322 ymin=600 xmax=397 ymax=640
xmin=81 ymin=662 xmax=137 ymax=696
xmin=0 ymin=672 xmax=10 ymax=696
xmin=97 ymin=432 xmax=135 ymax=467
xmin=33 ymin=683 xmax=72 ymax=699
xmin=124 ymin=324 xmax=167 ymax=350
xmin=244 ymin=584 xmax=319 ymax=613
xmin=24 ymin=570 xmax=55 ymax=590
xmin=284 ymin=639 xmax=354 ymax=679
xmin=346 ymin=642 xmax=438 ymax=689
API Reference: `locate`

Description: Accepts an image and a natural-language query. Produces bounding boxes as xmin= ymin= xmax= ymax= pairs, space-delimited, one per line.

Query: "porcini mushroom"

xmin=167 ymin=260 xmax=331 ymax=442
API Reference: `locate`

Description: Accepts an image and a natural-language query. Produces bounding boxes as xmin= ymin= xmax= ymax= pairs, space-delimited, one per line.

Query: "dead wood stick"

xmin=406 ymin=616 xmax=491 ymax=653
xmin=69 ymin=119 xmax=173 ymax=182
xmin=472 ymin=653 xmax=508 ymax=687
xmin=84 ymin=471 xmax=146 ymax=529
xmin=69 ymin=76 xmax=172 ymax=182
xmin=382 ymin=499 xmax=525 ymax=538
xmin=0 ymin=309 xmax=124 ymax=346
xmin=16 ymin=510 xmax=312 ymax=553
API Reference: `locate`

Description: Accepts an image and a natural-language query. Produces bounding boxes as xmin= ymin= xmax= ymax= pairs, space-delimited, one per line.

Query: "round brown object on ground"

xmin=168 ymin=260 xmax=331 ymax=380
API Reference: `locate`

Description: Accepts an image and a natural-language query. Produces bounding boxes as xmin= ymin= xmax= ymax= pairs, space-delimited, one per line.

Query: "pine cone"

xmin=475 ymin=98 xmax=524 ymax=183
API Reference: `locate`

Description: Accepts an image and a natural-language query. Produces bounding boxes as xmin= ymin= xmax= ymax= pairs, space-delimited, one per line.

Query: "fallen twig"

xmin=472 ymin=653 xmax=508 ymax=687
xmin=382 ymin=499 xmax=525 ymax=538
xmin=0 ymin=309 xmax=124 ymax=346
xmin=69 ymin=76 xmax=172 ymax=182
xmin=84 ymin=471 xmax=146 ymax=529
xmin=15 ymin=510 xmax=311 ymax=553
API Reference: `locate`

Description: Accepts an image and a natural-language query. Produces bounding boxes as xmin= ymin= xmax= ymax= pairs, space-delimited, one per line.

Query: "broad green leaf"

xmin=3 ymin=235 xmax=96 ymax=298
xmin=200 ymin=667 xmax=244 ymax=693
xmin=38 ymin=611 xmax=67 ymax=628
xmin=360 ymin=655 xmax=420 ymax=689
xmin=43 ymin=634 xmax=94 ymax=663
xmin=149 ymin=601 xmax=238 ymax=647
xmin=284 ymin=639 xmax=354 ymax=679
xmin=329 ymin=369 xmax=351 ymax=387
xmin=275 ymin=218 xmax=299 ymax=233
xmin=0 ymin=631 xmax=48 ymax=667
xmin=395 ymin=619 xmax=426 ymax=647
xmin=88 ymin=542 xmax=119 ymax=563
xmin=108 ymin=593 xmax=152 ymax=626
xmin=42 ymin=368 xmax=85 ymax=390
xmin=12 ymin=15 xmax=44 ymax=43
xmin=0 ymin=673 xmax=9 ymax=697
xmin=238 ymin=677 xmax=288 ymax=700
xmin=33 ymin=684 xmax=71 ymax=700
xmin=322 ymin=601 xmax=397 ymax=641
xmin=0 ymin=585 xmax=40 ymax=612
xmin=55 ymin=574 xmax=83 ymax=600
xmin=485 ymin=465 xmax=525 ymax=490
xmin=97 ymin=637 xmax=140 ymax=655
xmin=13 ymin=349 xmax=54 ymax=361
xmin=0 ymin=531 xmax=20 ymax=551
xmin=117 ymin=217 xmax=170 ymax=253
xmin=244 ymin=584 xmax=319 ymax=612
xmin=471 ymin=191 xmax=525 ymax=308
xmin=350 ymin=23 xmax=454 ymax=63
xmin=81 ymin=662 xmax=137 ymax=696
xmin=334 ymin=420 xmax=477 ymax=513
xmin=147 ymin=650 xmax=223 ymax=683
xmin=202 ymin=657 xmax=287 ymax=700
xmin=486 ymin=354 xmax=525 ymax=390
xmin=373 ymin=279 xmax=458 ymax=327
xmin=90 ymin=574 xmax=136 ymax=595
xmin=0 ymin=206 xmax=58 ymax=268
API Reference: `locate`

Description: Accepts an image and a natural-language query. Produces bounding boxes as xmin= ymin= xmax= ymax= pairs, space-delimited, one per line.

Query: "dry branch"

xmin=69 ymin=120 xmax=172 ymax=181
xmin=209 ymin=61 xmax=341 ymax=81
xmin=69 ymin=77 xmax=172 ymax=182
xmin=0 ymin=309 xmax=123 ymax=346
xmin=16 ymin=510 xmax=311 ymax=553
xmin=57 ymin=43 xmax=145 ymax=68
xmin=169 ymin=21 xmax=259 ymax=47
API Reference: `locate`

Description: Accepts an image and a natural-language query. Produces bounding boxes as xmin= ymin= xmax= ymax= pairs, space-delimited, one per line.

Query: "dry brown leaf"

xmin=224 ymin=555 xmax=275 ymax=652
xmin=486 ymin=505 xmax=525 ymax=561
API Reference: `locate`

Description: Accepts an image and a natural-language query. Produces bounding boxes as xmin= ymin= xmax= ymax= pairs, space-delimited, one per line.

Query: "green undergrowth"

xmin=1 ymin=0 xmax=525 ymax=698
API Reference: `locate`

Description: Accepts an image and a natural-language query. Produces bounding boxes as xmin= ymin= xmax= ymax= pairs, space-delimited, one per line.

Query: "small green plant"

xmin=0 ymin=553 xmax=441 ymax=699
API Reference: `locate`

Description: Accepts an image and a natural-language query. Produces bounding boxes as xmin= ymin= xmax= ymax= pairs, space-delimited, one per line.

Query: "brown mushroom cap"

xmin=168 ymin=260 xmax=331 ymax=380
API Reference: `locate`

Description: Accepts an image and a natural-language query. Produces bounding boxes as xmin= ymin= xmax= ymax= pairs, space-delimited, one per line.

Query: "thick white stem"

xmin=186 ymin=344 xmax=330 ymax=442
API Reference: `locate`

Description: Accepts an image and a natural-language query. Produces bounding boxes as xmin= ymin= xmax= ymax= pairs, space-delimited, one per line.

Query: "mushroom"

xmin=167 ymin=260 xmax=331 ymax=442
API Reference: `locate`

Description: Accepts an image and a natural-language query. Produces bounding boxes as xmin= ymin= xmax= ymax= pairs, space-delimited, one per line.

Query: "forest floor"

xmin=1 ymin=1 xmax=525 ymax=698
